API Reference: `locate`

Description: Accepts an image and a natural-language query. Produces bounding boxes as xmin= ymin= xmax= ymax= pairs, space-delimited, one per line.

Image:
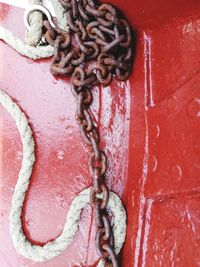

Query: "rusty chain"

xmin=43 ymin=0 xmax=133 ymax=265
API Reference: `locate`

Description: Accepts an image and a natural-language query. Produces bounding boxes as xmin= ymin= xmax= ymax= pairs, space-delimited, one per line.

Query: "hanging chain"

xmin=42 ymin=0 xmax=133 ymax=265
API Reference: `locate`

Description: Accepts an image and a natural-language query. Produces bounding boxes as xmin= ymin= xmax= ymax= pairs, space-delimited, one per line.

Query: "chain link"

xmin=43 ymin=0 xmax=133 ymax=265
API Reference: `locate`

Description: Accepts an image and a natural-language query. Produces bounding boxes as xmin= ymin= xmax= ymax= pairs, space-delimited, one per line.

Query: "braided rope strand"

xmin=25 ymin=0 xmax=44 ymax=46
xmin=0 ymin=25 xmax=54 ymax=59
xmin=0 ymin=89 xmax=126 ymax=265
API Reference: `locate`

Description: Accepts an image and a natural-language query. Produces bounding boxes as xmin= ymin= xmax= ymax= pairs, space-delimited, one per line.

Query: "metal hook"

xmin=24 ymin=4 xmax=56 ymax=31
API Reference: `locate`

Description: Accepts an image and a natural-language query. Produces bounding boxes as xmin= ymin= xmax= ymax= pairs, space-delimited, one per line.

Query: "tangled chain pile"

xmin=44 ymin=0 xmax=133 ymax=80
xmin=42 ymin=0 xmax=133 ymax=266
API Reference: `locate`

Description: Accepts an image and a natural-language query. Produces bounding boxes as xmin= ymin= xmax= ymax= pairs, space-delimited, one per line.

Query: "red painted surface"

xmin=0 ymin=1 xmax=200 ymax=266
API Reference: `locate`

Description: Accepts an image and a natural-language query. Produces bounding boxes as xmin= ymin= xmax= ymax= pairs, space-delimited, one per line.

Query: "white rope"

xmin=0 ymin=26 xmax=54 ymax=59
xmin=25 ymin=0 xmax=44 ymax=46
xmin=25 ymin=0 xmax=69 ymax=46
xmin=0 ymin=89 xmax=126 ymax=265
xmin=50 ymin=0 xmax=69 ymax=31
xmin=0 ymin=0 xmax=68 ymax=59
xmin=25 ymin=0 xmax=43 ymax=46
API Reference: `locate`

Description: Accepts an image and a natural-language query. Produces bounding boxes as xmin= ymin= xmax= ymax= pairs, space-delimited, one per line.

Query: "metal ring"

xmin=24 ymin=4 xmax=56 ymax=31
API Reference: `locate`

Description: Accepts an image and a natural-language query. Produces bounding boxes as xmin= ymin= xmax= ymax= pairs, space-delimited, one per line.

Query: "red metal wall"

xmin=0 ymin=1 xmax=200 ymax=266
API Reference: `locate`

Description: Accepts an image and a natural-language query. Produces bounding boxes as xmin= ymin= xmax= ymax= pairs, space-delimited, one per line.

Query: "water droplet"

xmin=20 ymin=257 xmax=29 ymax=267
xmin=35 ymin=130 xmax=41 ymax=136
xmin=169 ymin=165 xmax=183 ymax=181
xmin=16 ymin=150 xmax=23 ymax=161
xmin=55 ymin=193 xmax=66 ymax=208
xmin=57 ymin=150 xmax=65 ymax=160
xmin=155 ymin=125 xmax=160 ymax=138
xmin=167 ymin=96 xmax=179 ymax=115
xmin=26 ymin=59 xmax=34 ymax=64
xmin=150 ymin=124 xmax=160 ymax=139
xmin=57 ymin=224 xmax=63 ymax=232
xmin=149 ymin=155 xmax=158 ymax=173
xmin=164 ymin=231 xmax=175 ymax=246
xmin=10 ymin=139 xmax=15 ymax=145
xmin=187 ymin=98 xmax=200 ymax=118
xmin=52 ymin=79 xmax=58 ymax=85
xmin=153 ymin=254 xmax=158 ymax=262
xmin=25 ymin=215 xmax=33 ymax=226
xmin=59 ymin=115 xmax=65 ymax=122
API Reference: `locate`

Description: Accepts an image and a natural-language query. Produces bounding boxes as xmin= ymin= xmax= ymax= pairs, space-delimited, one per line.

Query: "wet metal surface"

xmin=0 ymin=0 xmax=200 ymax=266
